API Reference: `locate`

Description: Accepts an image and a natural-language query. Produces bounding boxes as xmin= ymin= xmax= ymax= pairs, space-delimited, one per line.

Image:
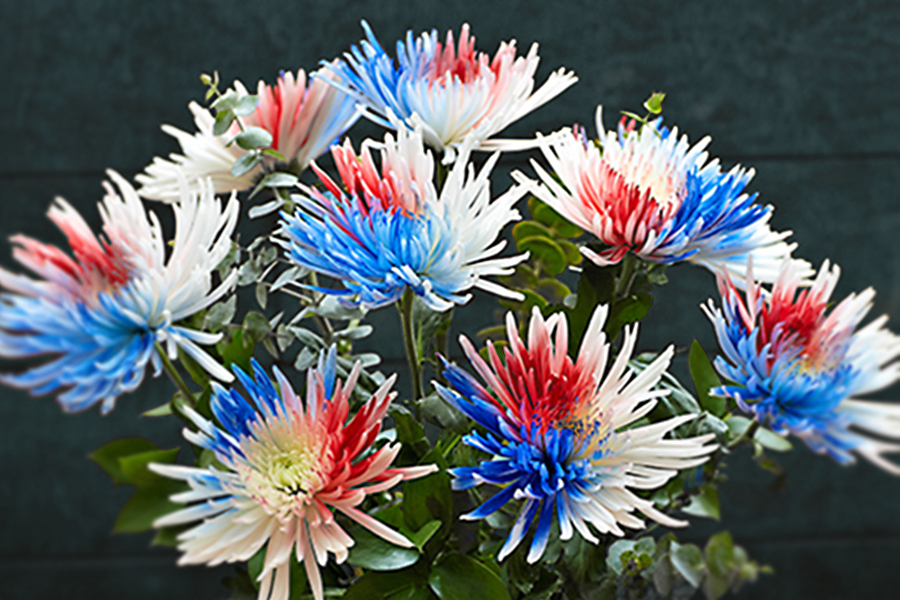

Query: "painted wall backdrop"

xmin=1 ymin=1 xmax=899 ymax=598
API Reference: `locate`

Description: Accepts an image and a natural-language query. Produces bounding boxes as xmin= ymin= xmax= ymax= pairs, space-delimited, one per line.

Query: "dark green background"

xmin=2 ymin=1 xmax=900 ymax=598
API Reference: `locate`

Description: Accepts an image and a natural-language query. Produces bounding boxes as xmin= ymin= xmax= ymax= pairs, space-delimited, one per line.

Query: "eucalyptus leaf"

xmin=233 ymin=126 xmax=273 ymax=150
xmin=248 ymin=198 xmax=284 ymax=219
xmin=233 ymin=94 xmax=260 ymax=116
xmin=670 ymin=542 xmax=705 ymax=588
xmin=231 ymin=152 xmax=261 ymax=178
xmin=682 ymin=484 xmax=721 ymax=520
xmin=213 ymin=109 xmax=236 ymax=136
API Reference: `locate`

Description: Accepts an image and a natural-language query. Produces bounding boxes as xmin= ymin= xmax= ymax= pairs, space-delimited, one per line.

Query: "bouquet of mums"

xmin=3 ymin=21 xmax=899 ymax=600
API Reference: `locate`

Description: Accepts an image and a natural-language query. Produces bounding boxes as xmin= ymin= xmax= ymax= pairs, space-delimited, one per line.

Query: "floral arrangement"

xmin=2 ymin=21 xmax=899 ymax=600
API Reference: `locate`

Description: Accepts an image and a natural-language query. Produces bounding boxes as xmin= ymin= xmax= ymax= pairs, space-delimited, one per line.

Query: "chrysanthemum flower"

xmin=703 ymin=259 xmax=900 ymax=473
xmin=136 ymin=67 xmax=360 ymax=201
xmin=151 ymin=351 xmax=437 ymax=600
xmin=515 ymin=106 xmax=808 ymax=282
xmin=435 ymin=306 xmax=717 ymax=563
xmin=324 ymin=21 xmax=577 ymax=163
xmin=279 ymin=129 xmax=527 ymax=311
xmin=0 ymin=172 xmax=237 ymax=413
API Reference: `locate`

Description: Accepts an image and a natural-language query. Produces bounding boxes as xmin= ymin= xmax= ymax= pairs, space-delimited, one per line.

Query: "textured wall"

xmin=2 ymin=1 xmax=900 ymax=598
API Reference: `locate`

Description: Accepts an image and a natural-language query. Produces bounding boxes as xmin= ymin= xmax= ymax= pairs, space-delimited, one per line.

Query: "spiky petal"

xmin=324 ymin=21 xmax=577 ymax=163
xmin=0 ymin=172 xmax=237 ymax=413
xmin=151 ymin=351 xmax=437 ymax=600
xmin=703 ymin=259 xmax=900 ymax=473
xmin=436 ymin=306 xmax=717 ymax=563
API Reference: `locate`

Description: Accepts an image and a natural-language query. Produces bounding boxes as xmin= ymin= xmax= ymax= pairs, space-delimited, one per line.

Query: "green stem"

xmin=436 ymin=161 xmax=449 ymax=194
xmin=307 ymin=272 xmax=333 ymax=340
xmin=154 ymin=343 xmax=195 ymax=406
xmin=614 ymin=253 xmax=639 ymax=299
xmin=399 ymin=289 xmax=424 ymax=416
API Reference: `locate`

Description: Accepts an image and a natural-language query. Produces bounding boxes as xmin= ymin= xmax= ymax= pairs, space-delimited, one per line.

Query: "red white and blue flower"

xmin=435 ymin=306 xmax=717 ymax=563
xmin=324 ymin=21 xmax=577 ymax=163
xmin=279 ymin=129 xmax=527 ymax=311
xmin=137 ymin=66 xmax=360 ymax=201
xmin=0 ymin=172 xmax=237 ymax=413
xmin=516 ymin=107 xmax=809 ymax=283
xmin=704 ymin=259 xmax=900 ymax=473
xmin=151 ymin=350 xmax=437 ymax=600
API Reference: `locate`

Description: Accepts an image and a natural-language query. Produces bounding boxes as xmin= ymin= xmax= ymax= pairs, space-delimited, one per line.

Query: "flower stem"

xmin=154 ymin=342 xmax=196 ymax=406
xmin=399 ymin=289 xmax=424 ymax=416
xmin=727 ymin=420 xmax=761 ymax=449
xmin=436 ymin=161 xmax=449 ymax=194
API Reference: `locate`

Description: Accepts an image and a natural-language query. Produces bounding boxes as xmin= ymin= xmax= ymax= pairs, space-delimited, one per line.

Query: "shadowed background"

xmin=2 ymin=1 xmax=900 ymax=598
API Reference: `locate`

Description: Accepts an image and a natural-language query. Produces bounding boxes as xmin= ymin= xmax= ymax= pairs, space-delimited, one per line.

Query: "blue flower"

xmin=0 ymin=173 xmax=237 ymax=413
xmin=517 ymin=106 xmax=811 ymax=283
xmin=436 ymin=306 xmax=717 ymax=563
xmin=279 ymin=129 xmax=526 ymax=311
xmin=704 ymin=259 xmax=900 ymax=472
xmin=323 ymin=21 xmax=577 ymax=162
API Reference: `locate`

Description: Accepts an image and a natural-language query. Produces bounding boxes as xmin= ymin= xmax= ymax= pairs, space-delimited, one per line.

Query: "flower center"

xmin=240 ymin=430 xmax=328 ymax=515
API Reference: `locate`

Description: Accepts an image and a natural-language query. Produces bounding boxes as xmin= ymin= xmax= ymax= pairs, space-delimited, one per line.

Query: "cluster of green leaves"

xmin=200 ymin=72 xmax=300 ymax=215
xmin=602 ymin=532 xmax=770 ymax=600
xmin=88 ymin=438 xmax=188 ymax=545
xmin=478 ymin=197 xmax=583 ymax=343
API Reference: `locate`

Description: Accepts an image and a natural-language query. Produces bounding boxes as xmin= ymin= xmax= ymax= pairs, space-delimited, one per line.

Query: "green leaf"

xmin=682 ymin=484 xmax=721 ymax=520
xmin=255 ymin=281 xmax=268 ymax=309
xmin=211 ymin=89 xmax=238 ymax=112
xmin=213 ymin=109 xmax=236 ymax=136
xmin=233 ymin=94 xmax=259 ymax=117
xmin=204 ymin=296 xmax=237 ymax=333
xmin=704 ymin=532 xmax=735 ymax=600
xmin=512 ymin=221 xmax=554 ymax=243
xmin=231 ymin=152 xmax=261 ymax=178
xmin=343 ymin=569 xmax=426 ymax=600
xmin=606 ymin=540 xmax=637 ymax=575
xmin=611 ymin=292 xmax=653 ymax=324
xmin=689 ymin=340 xmax=725 ymax=416
xmin=217 ymin=330 xmax=254 ymax=372
xmin=670 ymin=542 xmax=705 ymax=588
xmin=401 ymin=460 xmax=452 ymax=534
xmin=516 ymin=236 xmax=567 ymax=275
xmin=151 ymin=525 xmax=188 ymax=547
xmin=347 ymin=525 xmax=420 ymax=571
xmin=141 ymin=401 xmax=173 ymax=418
xmin=428 ymin=553 xmax=511 ymax=600
xmin=391 ymin=406 xmax=431 ymax=459
xmin=261 ymin=147 xmax=287 ymax=162
xmin=405 ymin=520 xmax=442 ymax=552
xmin=242 ymin=311 xmax=272 ymax=345
xmin=178 ymin=347 xmax=211 ymax=391
xmin=555 ymin=239 xmax=583 ymax=265
xmin=754 ymin=427 xmax=793 ymax=452
xmin=652 ymin=554 xmax=677 ymax=596
xmin=89 ymin=438 xmax=158 ymax=485
xmin=389 ymin=586 xmax=439 ymax=600
xmin=644 ymin=92 xmax=666 ymax=114
xmin=113 ymin=481 xmax=186 ymax=533
xmin=259 ymin=172 xmax=299 ymax=188
xmin=119 ymin=448 xmax=180 ymax=487
xmin=421 ymin=391 xmax=470 ymax=435
xmin=233 ymin=126 xmax=273 ymax=150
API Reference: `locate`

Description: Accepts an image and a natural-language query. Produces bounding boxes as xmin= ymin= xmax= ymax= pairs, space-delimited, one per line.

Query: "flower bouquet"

xmin=2 ymin=21 xmax=899 ymax=600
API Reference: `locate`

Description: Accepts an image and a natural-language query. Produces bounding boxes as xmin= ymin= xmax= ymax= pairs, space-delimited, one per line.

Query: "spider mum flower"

xmin=324 ymin=21 xmax=577 ymax=163
xmin=435 ymin=306 xmax=717 ymax=563
xmin=136 ymin=66 xmax=360 ymax=201
xmin=151 ymin=351 xmax=437 ymax=600
xmin=515 ymin=107 xmax=809 ymax=283
xmin=279 ymin=129 xmax=527 ymax=311
xmin=703 ymin=259 xmax=900 ymax=473
xmin=0 ymin=172 xmax=237 ymax=413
